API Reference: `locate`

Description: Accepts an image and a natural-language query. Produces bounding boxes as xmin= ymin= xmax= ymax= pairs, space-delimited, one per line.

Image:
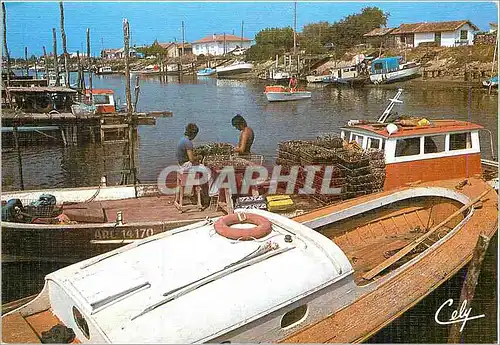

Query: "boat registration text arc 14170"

xmin=93 ymin=227 xmax=156 ymax=241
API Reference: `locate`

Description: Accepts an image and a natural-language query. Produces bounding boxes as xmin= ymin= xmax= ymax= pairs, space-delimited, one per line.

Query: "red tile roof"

xmin=192 ymin=34 xmax=252 ymax=44
xmin=363 ymin=28 xmax=395 ymax=37
xmin=391 ymin=20 xmax=480 ymax=34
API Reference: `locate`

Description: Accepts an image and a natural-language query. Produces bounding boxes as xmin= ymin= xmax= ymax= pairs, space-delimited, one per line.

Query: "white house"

xmin=390 ymin=20 xmax=480 ymax=48
xmin=191 ymin=34 xmax=252 ymax=56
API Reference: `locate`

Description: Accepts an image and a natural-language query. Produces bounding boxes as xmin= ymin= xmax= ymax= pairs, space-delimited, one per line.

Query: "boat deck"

xmin=85 ymin=195 xmax=224 ymax=223
xmin=2 ymin=310 xmax=80 ymax=343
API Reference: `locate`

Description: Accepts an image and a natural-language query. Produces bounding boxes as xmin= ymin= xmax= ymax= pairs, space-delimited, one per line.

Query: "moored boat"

xmin=196 ymin=67 xmax=216 ymax=76
xmin=95 ymin=66 xmax=123 ymax=75
xmin=264 ymin=85 xmax=312 ymax=102
xmin=482 ymin=75 xmax=498 ymax=88
xmin=369 ymin=56 xmax=421 ymax=84
xmin=216 ymin=61 xmax=253 ymax=77
xmin=2 ymin=176 xmax=497 ymax=343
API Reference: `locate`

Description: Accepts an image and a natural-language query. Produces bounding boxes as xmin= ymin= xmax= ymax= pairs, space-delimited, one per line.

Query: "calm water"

xmin=2 ymin=75 xmax=497 ymax=342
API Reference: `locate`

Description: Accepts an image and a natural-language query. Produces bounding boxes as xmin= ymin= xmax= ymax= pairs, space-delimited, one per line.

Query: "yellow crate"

xmin=266 ymin=195 xmax=292 ymax=202
xmin=267 ymin=198 xmax=294 ymax=212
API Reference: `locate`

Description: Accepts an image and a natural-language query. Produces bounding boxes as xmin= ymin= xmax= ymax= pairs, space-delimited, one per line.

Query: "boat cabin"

xmin=340 ymin=119 xmax=484 ymax=190
xmin=84 ymin=89 xmax=116 ymax=114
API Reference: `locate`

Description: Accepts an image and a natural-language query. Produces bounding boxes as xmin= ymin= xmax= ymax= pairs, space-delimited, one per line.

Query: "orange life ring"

xmin=214 ymin=213 xmax=272 ymax=240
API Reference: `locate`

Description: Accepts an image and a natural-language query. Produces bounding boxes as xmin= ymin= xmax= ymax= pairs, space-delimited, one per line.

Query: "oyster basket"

xmin=21 ymin=199 xmax=60 ymax=218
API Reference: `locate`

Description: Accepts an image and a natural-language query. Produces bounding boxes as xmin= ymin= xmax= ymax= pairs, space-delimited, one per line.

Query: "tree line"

xmin=246 ymin=7 xmax=389 ymax=61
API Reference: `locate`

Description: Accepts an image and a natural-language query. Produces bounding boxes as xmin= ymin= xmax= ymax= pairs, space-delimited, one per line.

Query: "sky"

xmin=3 ymin=1 xmax=499 ymax=57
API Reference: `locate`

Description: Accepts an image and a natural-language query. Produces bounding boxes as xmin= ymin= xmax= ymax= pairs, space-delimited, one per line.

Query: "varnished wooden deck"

xmin=282 ymin=177 xmax=497 ymax=343
xmin=2 ymin=310 xmax=80 ymax=343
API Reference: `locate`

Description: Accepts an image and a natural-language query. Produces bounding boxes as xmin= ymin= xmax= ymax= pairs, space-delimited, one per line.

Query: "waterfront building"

xmin=389 ymin=20 xmax=480 ymax=48
xmin=191 ymin=34 xmax=252 ymax=56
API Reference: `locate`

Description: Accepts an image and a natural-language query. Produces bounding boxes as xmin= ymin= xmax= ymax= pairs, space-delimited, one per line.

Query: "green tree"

xmin=299 ymin=21 xmax=331 ymax=54
xmin=247 ymin=27 xmax=294 ymax=60
xmin=331 ymin=7 xmax=389 ymax=52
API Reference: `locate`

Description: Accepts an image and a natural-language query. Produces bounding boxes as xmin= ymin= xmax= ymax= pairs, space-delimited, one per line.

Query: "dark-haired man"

xmin=231 ymin=114 xmax=254 ymax=155
xmin=176 ymin=123 xmax=199 ymax=165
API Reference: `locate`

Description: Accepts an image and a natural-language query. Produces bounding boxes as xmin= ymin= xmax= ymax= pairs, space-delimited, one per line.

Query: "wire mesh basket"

xmin=21 ymin=199 xmax=61 ymax=218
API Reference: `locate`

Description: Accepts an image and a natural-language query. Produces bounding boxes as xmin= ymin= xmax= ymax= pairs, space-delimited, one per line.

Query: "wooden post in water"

xmin=42 ymin=46 xmax=49 ymax=82
xmin=59 ymin=1 xmax=70 ymax=87
xmin=76 ymin=50 xmax=82 ymax=94
xmin=133 ymin=75 xmax=140 ymax=112
xmin=24 ymin=47 xmax=29 ymax=77
xmin=447 ymin=234 xmax=490 ymax=343
xmin=2 ymin=2 xmax=12 ymax=87
xmin=52 ymin=28 xmax=60 ymax=86
xmin=34 ymin=57 xmax=38 ymax=79
xmin=86 ymin=28 xmax=93 ymax=102
xmin=123 ymin=18 xmax=137 ymax=192
xmin=12 ymin=126 xmax=25 ymax=190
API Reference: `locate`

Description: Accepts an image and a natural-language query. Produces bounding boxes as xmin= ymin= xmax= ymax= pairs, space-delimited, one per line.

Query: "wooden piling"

xmin=24 ymin=47 xmax=29 ymax=77
xmin=447 ymin=234 xmax=491 ymax=343
xmin=59 ymin=1 xmax=70 ymax=87
xmin=86 ymin=28 xmax=93 ymax=101
xmin=2 ymin=2 xmax=11 ymax=86
xmin=133 ymin=75 xmax=140 ymax=112
xmin=52 ymin=28 xmax=60 ymax=86
xmin=12 ymin=126 xmax=25 ymax=190
xmin=42 ymin=46 xmax=49 ymax=81
xmin=76 ymin=50 xmax=82 ymax=94
xmin=123 ymin=18 xmax=137 ymax=194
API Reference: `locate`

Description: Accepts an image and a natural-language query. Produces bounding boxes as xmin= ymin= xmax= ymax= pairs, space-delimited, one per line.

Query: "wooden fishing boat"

xmin=369 ymin=57 xmax=421 ymax=84
xmin=2 ymin=175 xmax=497 ymax=343
xmin=264 ymin=85 xmax=312 ymax=102
xmin=1 ymin=184 xmax=224 ymax=264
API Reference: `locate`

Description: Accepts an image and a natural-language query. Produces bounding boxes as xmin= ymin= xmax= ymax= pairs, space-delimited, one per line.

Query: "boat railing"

xmin=377 ymin=88 xmax=404 ymax=123
xmin=480 ymin=128 xmax=497 ymax=161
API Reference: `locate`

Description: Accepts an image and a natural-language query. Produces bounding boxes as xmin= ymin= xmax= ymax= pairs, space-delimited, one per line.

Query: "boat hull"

xmin=216 ymin=63 xmax=254 ymax=76
xmin=1 ymin=184 xmax=220 ymax=263
xmin=265 ymin=91 xmax=312 ymax=102
xmin=370 ymin=66 xmax=421 ymax=84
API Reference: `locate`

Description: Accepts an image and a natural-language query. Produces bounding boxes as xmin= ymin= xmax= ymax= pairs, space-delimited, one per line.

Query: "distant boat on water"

xmin=482 ymin=75 xmax=498 ymax=88
xmin=264 ymin=85 xmax=312 ymax=102
xmin=216 ymin=61 xmax=253 ymax=77
xmin=197 ymin=67 xmax=216 ymax=76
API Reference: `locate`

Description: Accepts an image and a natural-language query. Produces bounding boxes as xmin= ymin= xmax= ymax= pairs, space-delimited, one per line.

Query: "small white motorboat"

xmin=216 ymin=61 xmax=253 ymax=77
xmin=264 ymin=85 xmax=312 ymax=102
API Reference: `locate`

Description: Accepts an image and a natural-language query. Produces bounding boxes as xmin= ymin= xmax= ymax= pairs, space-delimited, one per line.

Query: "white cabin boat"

xmin=369 ymin=57 xmax=421 ymax=84
xmin=216 ymin=62 xmax=254 ymax=77
xmin=4 ymin=210 xmax=353 ymax=343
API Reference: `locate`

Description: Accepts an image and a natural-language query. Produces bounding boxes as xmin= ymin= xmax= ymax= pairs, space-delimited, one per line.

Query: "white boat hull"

xmin=306 ymin=75 xmax=324 ymax=83
xmin=370 ymin=66 xmax=420 ymax=84
xmin=216 ymin=63 xmax=254 ymax=76
xmin=265 ymin=91 xmax=312 ymax=102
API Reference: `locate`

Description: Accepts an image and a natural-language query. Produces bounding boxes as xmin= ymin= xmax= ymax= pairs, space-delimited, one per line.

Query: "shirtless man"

xmin=231 ymin=114 xmax=254 ymax=154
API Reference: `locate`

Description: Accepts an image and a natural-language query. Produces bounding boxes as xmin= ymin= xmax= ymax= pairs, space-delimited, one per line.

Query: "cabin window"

xmin=281 ymin=305 xmax=308 ymax=329
xmin=424 ymin=135 xmax=445 ymax=154
xmin=373 ymin=62 xmax=383 ymax=71
xmin=352 ymin=134 xmax=364 ymax=147
xmin=395 ymin=137 xmax=421 ymax=157
xmin=450 ymin=132 xmax=472 ymax=151
xmin=460 ymin=30 xmax=468 ymax=40
xmin=93 ymin=94 xmax=110 ymax=105
xmin=72 ymin=306 xmax=90 ymax=339
xmin=368 ymin=137 xmax=381 ymax=149
xmin=341 ymin=130 xmax=352 ymax=141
